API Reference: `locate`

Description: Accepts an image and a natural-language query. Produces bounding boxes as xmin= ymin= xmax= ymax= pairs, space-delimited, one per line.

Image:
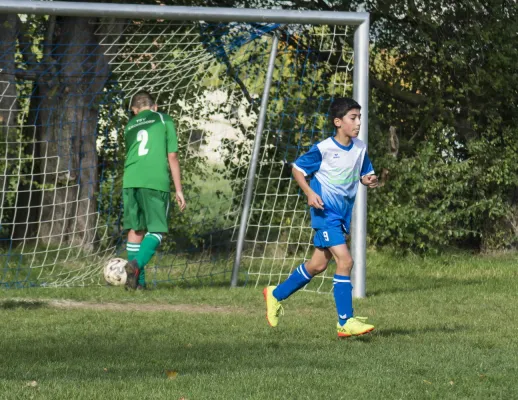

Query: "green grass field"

xmin=0 ymin=251 xmax=516 ymax=399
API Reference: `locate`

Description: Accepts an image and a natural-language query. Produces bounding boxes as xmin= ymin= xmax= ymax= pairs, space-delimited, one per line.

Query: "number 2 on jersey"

xmin=137 ymin=130 xmax=149 ymax=156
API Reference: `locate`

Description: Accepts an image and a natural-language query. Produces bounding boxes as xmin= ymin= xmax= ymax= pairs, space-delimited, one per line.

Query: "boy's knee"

xmin=314 ymin=263 xmax=328 ymax=274
xmin=336 ymin=258 xmax=353 ymax=275
xmin=306 ymin=261 xmax=328 ymax=275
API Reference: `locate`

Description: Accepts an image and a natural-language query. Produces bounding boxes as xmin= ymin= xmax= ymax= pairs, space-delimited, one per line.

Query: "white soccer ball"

xmin=104 ymin=258 xmax=128 ymax=286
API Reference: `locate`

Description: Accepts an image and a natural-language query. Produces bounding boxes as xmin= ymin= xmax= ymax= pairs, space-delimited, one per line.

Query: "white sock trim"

xmin=333 ymin=279 xmax=351 ymax=283
xmin=297 ymin=265 xmax=311 ymax=281
xmin=146 ymin=232 xmax=163 ymax=243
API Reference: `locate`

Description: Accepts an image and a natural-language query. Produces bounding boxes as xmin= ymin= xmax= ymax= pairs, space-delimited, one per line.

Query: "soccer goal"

xmin=0 ymin=1 xmax=370 ymax=296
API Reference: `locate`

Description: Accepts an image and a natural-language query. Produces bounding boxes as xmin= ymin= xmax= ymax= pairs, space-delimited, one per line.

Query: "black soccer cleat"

xmin=124 ymin=259 xmax=140 ymax=290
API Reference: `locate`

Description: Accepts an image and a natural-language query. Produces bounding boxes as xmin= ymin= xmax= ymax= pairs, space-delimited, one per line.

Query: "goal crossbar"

xmin=0 ymin=1 xmax=368 ymax=26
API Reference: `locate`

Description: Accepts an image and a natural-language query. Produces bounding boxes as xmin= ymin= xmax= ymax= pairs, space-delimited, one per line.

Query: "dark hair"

xmin=131 ymin=90 xmax=155 ymax=110
xmin=329 ymin=97 xmax=361 ymax=127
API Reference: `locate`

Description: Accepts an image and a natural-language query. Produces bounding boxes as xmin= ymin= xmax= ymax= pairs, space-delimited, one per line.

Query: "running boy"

xmin=123 ymin=91 xmax=186 ymax=290
xmin=263 ymin=97 xmax=378 ymax=337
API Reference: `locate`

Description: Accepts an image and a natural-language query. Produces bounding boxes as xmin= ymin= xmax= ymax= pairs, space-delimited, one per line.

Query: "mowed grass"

xmin=0 ymin=251 xmax=517 ymax=399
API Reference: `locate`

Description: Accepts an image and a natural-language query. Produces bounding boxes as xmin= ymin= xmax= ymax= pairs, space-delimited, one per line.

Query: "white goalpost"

xmin=0 ymin=1 xmax=370 ymax=297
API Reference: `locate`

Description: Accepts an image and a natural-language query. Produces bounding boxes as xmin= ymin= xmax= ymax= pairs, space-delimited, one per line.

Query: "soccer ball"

xmin=104 ymin=258 xmax=128 ymax=286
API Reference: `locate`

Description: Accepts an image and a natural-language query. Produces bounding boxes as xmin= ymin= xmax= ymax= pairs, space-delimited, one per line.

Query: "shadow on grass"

xmin=367 ymin=276 xmax=485 ymax=297
xmin=1 ymin=331 xmax=340 ymax=381
xmin=151 ymin=279 xmax=240 ymax=290
xmin=343 ymin=325 xmax=469 ymax=343
xmin=373 ymin=325 xmax=468 ymax=336
xmin=0 ymin=315 xmax=479 ymax=386
xmin=0 ymin=299 xmax=48 ymax=310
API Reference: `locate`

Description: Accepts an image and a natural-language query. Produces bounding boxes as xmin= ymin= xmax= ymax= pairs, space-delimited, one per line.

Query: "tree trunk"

xmin=0 ymin=14 xmax=21 ymax=241
xmin=15 ymin=16 xmax=111 ymax=251
xmin=0 ymin=15 xmax=19 ymax=128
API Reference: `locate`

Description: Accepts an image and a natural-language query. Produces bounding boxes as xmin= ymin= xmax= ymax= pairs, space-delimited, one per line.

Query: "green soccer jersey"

xmin=123 ymin=109 xmax=178 ymax=192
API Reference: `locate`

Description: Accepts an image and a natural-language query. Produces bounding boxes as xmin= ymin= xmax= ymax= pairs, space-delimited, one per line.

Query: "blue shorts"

xmin=313 ymin=226 xmax=346 ymax=248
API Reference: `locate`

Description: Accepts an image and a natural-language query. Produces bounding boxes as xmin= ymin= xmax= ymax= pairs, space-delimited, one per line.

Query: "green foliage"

xmin=367 ymin=0 xmax=518 ymax=252
xmin=369 ymin=142 xmax=478 ymax=252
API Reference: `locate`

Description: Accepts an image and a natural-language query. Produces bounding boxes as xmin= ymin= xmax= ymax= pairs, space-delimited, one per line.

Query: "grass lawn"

xmin=0 ymin=251 xmax=516 ymax=399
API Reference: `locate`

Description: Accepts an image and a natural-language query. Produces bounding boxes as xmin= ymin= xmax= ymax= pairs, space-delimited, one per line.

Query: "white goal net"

xmin=0 ymin=6 xmax=364 ymax=292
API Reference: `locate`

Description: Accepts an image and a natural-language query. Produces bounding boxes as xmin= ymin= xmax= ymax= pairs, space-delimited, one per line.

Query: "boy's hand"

xmin=175 ymin=191 xmax=186 ymax=211
xmin=307 ymin=191 xmax=324 ymax=210
xmin=361 ymin=174 xmax=378 ymax=188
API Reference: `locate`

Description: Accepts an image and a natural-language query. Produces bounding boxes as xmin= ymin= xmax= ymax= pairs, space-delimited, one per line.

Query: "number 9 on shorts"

xmin=313 ymin=226 xmax=346 ymax=248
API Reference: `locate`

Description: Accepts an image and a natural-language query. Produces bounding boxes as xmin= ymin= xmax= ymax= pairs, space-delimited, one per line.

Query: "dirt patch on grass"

xmin=49 ymin=300 xmax=241 ymax=313
xmin=4 ymin=299 xmax=242 ymax=314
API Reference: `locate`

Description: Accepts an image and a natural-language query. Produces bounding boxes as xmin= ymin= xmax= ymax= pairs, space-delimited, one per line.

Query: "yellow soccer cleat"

xmin=263 ymin=286 xmax=283 ymax=327
xmin=337 ymin=317 xmax=374 ymax=337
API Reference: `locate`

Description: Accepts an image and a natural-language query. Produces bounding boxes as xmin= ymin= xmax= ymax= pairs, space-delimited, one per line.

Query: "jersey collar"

xmin=331 ymin=136 xmax=354 ymax=151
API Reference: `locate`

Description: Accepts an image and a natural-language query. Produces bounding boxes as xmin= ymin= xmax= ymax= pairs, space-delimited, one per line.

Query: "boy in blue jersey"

xmin=263 ymin=98 xmax=378 ymax=337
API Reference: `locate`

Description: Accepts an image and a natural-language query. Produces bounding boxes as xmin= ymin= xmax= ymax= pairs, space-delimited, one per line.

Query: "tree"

xmin=365 ymin=0 xmax=518 ymax=251
xmin=0 ymin=15 xmax=22 ymax=240
xmin=1 ymin=12 xmax=121 ymax=249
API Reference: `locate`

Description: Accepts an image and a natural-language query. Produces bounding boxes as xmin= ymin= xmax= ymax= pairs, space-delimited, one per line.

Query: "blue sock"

xmin=273 ymin=263 xmax=312 ymax=301
xmin=333 ymin=275 xmax=353 ymax=326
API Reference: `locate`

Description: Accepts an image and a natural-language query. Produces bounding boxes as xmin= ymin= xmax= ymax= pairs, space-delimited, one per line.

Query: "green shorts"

xmin=123 ymin=188 xmax=170 ymax=233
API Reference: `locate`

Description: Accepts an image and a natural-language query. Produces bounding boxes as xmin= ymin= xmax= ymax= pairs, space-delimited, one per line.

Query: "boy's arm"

xmin=359 ymin=152 xmax=378 ymax=188
xmin=164 ymin=115 xmax=185 ymax=210
xmin=168 ymin=152 xmax=186 ymax=211
xmin=292 ymin=168 xmax=324 ymax=210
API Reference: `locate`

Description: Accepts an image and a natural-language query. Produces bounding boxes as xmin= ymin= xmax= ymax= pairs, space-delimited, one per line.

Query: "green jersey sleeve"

xmin=164 ymin=114 xmax=178 ymax=153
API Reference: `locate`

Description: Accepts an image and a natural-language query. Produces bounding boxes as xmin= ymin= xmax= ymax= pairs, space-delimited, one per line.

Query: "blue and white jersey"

xmin=293 ymin=137 xmax=374 ymax=231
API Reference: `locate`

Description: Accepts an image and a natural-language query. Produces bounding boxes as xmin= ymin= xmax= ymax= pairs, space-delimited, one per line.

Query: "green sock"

xmin=136 ymin=233 xmax=162 ymax=286
xmin=126 ymin=242 xmax=141 ymax=262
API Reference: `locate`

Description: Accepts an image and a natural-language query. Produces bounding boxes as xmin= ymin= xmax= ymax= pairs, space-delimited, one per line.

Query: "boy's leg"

xmin=133 ymin=188 xmax=170 ymax=288
xmin=123 ymin=189 xmax=146 ymax=289
xmin=127 ymin=229 xmax=145 ymax=262
xmin=135 ymin=232 xmax=163 ymax=286
xmin=329 ymin=241 xmax=374 ymax=337
xmin=328 ymin=243 xmax=354 ymax=325
xmin=264 ymin=245 xmax=332 ymax=327
xmin=273 ymin=247 xmax=331 ymax=301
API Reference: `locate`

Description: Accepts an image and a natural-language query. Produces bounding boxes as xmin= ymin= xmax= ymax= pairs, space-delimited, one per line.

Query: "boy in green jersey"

xmin=122 ymin=91 xmax=186 ymax=290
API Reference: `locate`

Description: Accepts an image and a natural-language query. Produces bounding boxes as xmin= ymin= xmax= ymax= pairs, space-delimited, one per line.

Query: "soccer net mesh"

xmin=0 ymin=12 xmax=354 ymax=291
